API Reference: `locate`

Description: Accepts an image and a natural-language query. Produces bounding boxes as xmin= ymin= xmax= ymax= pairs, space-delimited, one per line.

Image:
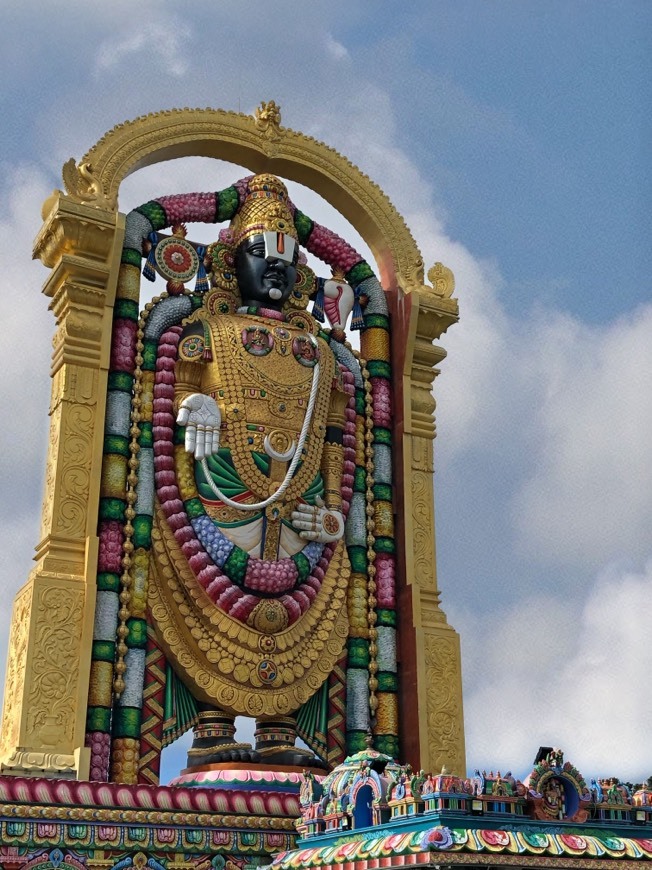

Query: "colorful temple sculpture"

xmin=1 ymin=103 xmax=648 ymax=869
xmin=0 ymin=748 xmax=648 ymax=867
xmin=274 ymin=748 xmax=652 ymax=868
xmin=0 ymin=103 xmax=466 ymax=866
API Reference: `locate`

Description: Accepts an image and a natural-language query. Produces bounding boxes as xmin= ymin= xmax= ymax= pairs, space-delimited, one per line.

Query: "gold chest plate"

xmin=201 ymin=315 xmax=335 ymax=501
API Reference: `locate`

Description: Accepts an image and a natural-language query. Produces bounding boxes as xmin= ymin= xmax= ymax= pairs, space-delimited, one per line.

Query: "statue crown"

xmin=231 ymin=174 xmax=298 ymax=247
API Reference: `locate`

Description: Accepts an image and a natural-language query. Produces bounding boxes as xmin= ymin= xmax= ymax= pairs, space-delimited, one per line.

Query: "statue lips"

xmin=263 ymin=263 xmax=288 ymax=288
xmin=263 ymin=262 xmax=289 ymax=300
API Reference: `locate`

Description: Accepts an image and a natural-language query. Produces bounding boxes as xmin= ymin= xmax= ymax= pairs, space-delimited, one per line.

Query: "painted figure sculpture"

xmin=91 ymin=170 xmax=400 ymax=782
xmin=166 ymin=175 xmax=351 ymax=767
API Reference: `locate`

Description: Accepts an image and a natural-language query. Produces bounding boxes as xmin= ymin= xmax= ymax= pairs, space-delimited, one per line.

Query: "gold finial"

xmin=254 ymin=100 xmax=282 ymax=140
xmin=427 ymin=262 xmax=455 ymax=298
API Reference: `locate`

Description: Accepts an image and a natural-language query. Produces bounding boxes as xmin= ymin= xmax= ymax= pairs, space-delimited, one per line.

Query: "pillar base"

xmin=0 ymin=746 xmax=89 ymax=780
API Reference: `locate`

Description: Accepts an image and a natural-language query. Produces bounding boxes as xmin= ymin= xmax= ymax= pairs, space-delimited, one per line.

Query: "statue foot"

xmin=186 ymin=741 xmax=262 ymax=767
xmin=255 ymin=744 xmax=329 ymax=770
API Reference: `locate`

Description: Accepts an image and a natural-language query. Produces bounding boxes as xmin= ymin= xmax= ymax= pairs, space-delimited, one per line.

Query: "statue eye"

xmin=248 ymin=241 xmax=265 ymax=257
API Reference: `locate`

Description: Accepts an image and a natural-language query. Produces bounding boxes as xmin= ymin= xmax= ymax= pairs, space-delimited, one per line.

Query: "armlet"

xmin=178 ymin=321 xmax=208 ymax=362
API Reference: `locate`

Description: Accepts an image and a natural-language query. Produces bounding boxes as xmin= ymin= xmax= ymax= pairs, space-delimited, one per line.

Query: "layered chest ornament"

xmin=148 ymin=321 xmax=352 ymax=717
xmin=195 ymin=315 xmax=334 ymax=506
xmin=240 ymin=324 xmax=320 ymax=367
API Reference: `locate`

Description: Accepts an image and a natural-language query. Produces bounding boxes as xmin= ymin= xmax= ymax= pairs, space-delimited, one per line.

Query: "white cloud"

xmin=512 ymin=304 xmax=652 ymax=567
xmin=94 ymin=18 xmax=191 ymax=78
xmin=457 ymin=558 xmax=652 ymax=782
xmin=433 ymin=260 xmax=652 ymax=573
xmin=325 ymin=32 xmax=349 ymax=61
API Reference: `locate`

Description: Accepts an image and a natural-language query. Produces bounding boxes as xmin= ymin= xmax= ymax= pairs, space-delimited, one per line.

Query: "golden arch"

xmin=62 ymin=105 xmax=424 ymax=291
xmin=1 ymin=104 xmax=463 ymax=784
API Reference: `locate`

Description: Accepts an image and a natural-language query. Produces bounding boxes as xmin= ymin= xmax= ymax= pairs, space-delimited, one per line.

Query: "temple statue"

xmin=92 ymin=168 xmax=403 ymax=784
xmin=159 ymin=174 xmax=353 ymax=768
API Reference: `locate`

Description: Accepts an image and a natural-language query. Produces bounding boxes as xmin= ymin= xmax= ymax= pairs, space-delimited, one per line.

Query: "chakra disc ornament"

xmin=155 ymin=236 xmax=200 ymax=283
xmin=322 ymin=511 xmax=341 ymax=536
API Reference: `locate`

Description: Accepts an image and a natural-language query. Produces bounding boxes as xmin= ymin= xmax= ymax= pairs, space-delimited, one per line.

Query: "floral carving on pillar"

xmin=424 ymin=634 xmax=465 ymax=773
xmin=26 ymin=584 xmax=85 ymax=748
xmin=0 ymin=584 xmax=33 ymax=756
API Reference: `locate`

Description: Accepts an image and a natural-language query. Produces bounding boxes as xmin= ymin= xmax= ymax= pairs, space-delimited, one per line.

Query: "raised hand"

xmin=176 ymin=393 xmax=221 ymax=460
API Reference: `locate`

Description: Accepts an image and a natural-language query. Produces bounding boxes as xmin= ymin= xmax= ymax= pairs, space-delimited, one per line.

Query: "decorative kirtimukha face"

xmin=235 ymin=232 xmax=298 ymax=310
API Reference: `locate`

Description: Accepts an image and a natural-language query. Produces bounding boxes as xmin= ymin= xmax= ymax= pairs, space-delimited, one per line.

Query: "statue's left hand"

xmin=291 ymin=497 xmax=344 ymax=543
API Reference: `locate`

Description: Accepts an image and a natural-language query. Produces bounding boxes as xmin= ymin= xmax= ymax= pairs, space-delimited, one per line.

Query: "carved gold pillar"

xmin=392 ymin=265 xmax=466 ymax=777
xmin=0 ymin=192 xmax=124 ymax=778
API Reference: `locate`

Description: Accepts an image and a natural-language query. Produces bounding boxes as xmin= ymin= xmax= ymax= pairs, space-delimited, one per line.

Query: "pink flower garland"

xmin=86 ymin=731 xmax=111 ymax=782
xmin=98 ymin=520 xmax=124 ymax=574
xmin=371 ymin=377 xmax=392 ymax=428
xmin=156 ymin=192 xmax=219 ymax=225
xmin=304 ymin=221 xmax=362 ymax=276
xmin=375 ymin=553 xmax=395 ymax=608
xmin=110 ymin=319 xmax=138 ymax=372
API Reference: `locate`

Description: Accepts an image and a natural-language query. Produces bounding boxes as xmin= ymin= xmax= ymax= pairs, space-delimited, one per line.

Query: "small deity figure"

xmin=542 ymin=776 xmax=565 ymax=819
xmin=300 ymin=769 xmax=317 ymax=806
xmin=546 ymin=747 xmax=564 ymax=769
xmin=161 ymin=174 xmax=354 ymax=767
xmin=254 ymin=99 xmax=282 ymax=136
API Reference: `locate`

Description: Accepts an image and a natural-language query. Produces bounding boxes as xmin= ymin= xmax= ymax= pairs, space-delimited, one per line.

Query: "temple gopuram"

xmin=0 ymin=103 xmax=649 ymax=869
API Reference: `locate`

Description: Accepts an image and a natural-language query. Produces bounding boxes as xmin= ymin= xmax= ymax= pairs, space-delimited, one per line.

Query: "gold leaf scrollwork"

xmin=27 ymin=584 xmax=85 ymax=747
xmin=0 ymin=584 xmax=33 ymax=756
xmin=411 ymin=470 xmax=436 ymax=589
xmin=53 ymin=404 xmax=94 ymax=538
xmin=424 ymin=634 xmax=464 ymax=772
xmin=427 ymin=262 xmax=455 ymax=298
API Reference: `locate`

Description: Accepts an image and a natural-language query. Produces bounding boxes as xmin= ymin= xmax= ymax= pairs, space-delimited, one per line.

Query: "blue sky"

xmin=0 ymin=1 xmax=649 ymax=784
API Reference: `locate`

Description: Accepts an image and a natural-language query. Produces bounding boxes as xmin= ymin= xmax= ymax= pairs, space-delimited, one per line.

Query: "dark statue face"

xmin=235 ymin=233 xmax=298 ymax=310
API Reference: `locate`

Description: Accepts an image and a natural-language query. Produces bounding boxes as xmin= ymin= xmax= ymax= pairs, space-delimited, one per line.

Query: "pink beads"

xmin=371 ymin=377 xmax=392 ymax=427
xmin=206 ymin=576 xmax=231 ymax=601
xmin=245 ymin=558 xmax=298 ymax=594
xmin=375 ymin=553 xmax=396 ymax=608
xmin=307 ymin=222 xmax=362 ymax=274
xmin=110 ymin=319 xmax=137 ymax=372
xmin=156 ymin=192 xmax=219 ymax=225
xmin=98 ymin=521 xmax=123 ymax=573
xmin=196 ymin=564 xmax=220 ymax=589
xmin=86 ymin=731 xmax=111 ymax=782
